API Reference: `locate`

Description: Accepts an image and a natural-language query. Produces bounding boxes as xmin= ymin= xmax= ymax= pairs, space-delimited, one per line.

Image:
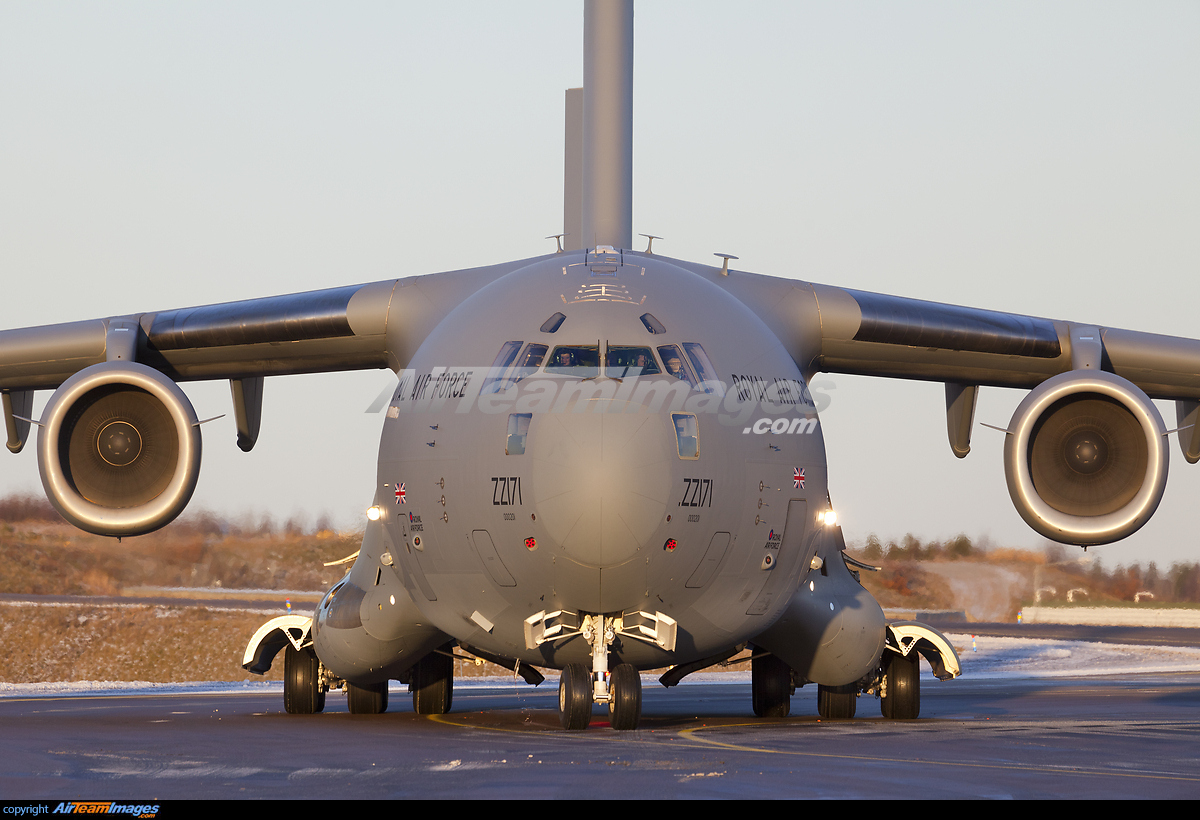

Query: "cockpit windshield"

xmin=481 ymin=340 xmax=523 ymax=394
xmin=544 ymin=345 xmax=601 ymax=377
xmin=482 ymin=341 xmax=549 ymax=393
xmin=511 ymin=343 xmax=547 ymax=385
xmin=657 ymin=344 xmax=697 ymax=388
xmin=605 ymin=345 xmax=661 ymax=377
xmin=682 ymin=342 xmax=724 ymax=395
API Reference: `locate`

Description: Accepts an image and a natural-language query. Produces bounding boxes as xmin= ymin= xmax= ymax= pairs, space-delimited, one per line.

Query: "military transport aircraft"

xmin=2 ymin=2 xmax=1198 ymax=730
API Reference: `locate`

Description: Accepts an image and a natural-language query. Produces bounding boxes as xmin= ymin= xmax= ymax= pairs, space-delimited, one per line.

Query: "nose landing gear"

xmin=608 ymin=662 xmax=642 ymax=730
xmin=556 ymin=614 xmax=643 ymax=731
xmin=558 ymin=663 xmax=592 ymax=730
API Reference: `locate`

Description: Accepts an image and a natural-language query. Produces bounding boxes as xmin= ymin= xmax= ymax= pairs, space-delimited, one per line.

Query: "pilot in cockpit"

xmin=663 ymin=355 xmax=686 ymax=380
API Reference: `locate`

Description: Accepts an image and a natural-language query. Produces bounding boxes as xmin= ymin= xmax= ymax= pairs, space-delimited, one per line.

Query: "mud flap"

xmin=242 ymin=615 xmax=313 ymax=675
xmin=886 ymin=621 xmax=962 ymax=680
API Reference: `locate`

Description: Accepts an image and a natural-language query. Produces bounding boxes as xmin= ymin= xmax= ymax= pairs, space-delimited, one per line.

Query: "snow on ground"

xmin=3 ymin=634 xmax=1199 ymax=698
xmin=940 ymin=633 xmax=1200 ymax=679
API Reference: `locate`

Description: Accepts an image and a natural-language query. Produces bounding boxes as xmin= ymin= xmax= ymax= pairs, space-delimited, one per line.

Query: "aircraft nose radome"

xmin=530 ymin=412 xmax=673 ymax=568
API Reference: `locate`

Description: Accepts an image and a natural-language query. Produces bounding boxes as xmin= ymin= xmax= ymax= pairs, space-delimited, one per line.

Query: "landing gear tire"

xmin=558 ymin=663 xmax=593 ymax=730
xmin=881 ymin=650 xmax=921 ymax=720
xmin=348 ymin=680 xmax=389 ymax=715
xmin=283 ymin=644 xmax=324 ymax=715
xmin=608 ymin=663 xmax=642 ymax=731
xmin=751 ymin=653 xmax=791 ymax=718
xmin=817 ymin=683 xmax=857 ymax=719
xmin=412 ymin=645 xmax=454 ymax=715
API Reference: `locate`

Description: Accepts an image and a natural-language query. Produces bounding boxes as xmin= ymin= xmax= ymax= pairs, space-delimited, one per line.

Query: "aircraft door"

xmin=746 ymin=498 xmax=809 ymax=617
xmin=471 ymin=529 xmax=516 ymax=587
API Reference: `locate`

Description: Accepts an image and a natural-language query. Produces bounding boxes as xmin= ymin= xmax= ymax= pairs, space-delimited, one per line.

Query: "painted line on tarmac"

xmin=678 ymin=722 xmax=1200 ymax=784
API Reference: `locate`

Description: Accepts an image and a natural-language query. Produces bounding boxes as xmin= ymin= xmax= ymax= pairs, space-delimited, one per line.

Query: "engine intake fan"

xmin=37 ymin=362 xmax=201 ymax=536
xmin=1004 ymin=370 xmax=1167 ymax=546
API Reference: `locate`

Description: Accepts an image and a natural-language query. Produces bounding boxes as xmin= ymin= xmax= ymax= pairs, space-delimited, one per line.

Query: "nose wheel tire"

xmin=412 ymin=645 xmax=455 ymax=715
xmin=751 ymin=653 xmax=792 ymax=718
xmin=608 ymin=663 xmax=642 ymax=730
xmin=817 ymin=683 xmax=857 ymax=719
xmin=881 ymin=651 xmax=921 ymax=720
xmin=348 ymin=680 xmax=389 ymax=714
xmin=283 ymin=644 xmax=325 ymax=715
xmin=558 ymin=663 xmax=593 ymax=730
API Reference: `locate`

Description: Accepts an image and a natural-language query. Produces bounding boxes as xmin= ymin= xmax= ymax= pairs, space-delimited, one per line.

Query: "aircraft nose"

xmin=529 ymin=410 xmax=674 ymax=568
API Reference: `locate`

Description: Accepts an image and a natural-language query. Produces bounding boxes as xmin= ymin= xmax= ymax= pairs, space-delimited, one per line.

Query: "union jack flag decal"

xmin=794 ymin=468 xmax=804 ymax=489
xmin=394 ymin=482 xmax=406 ymax=504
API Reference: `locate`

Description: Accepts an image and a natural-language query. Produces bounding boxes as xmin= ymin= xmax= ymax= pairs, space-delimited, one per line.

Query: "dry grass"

xmin=0 ymin=521 xmax=355 ymax=596
xmin=0 ymin=503 xmax=363 ymax=683
xmin=851 ymin=559 xmax=958 ymax=612
xmin=0 ymin=602 xmax=286 ymax=683
xmin=0 ymin=602 xmax=525 ymax=684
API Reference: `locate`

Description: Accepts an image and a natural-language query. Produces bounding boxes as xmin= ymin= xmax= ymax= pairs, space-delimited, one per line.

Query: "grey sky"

xmin=2 ymin=2 xmax=1198 ymax=566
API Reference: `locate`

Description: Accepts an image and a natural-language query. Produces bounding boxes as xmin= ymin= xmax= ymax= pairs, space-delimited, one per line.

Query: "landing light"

xmin=366 ymin=506 xmax=382 ymax=521
xmin=819 ymin=509 xmax=837 ymax=527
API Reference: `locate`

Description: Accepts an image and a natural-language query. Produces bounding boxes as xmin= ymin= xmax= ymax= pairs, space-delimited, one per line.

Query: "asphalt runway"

xmin=3 ymin=672 xmax=1200 ymax=799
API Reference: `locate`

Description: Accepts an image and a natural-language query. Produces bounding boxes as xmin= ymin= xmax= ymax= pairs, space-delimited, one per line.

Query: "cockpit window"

xmin=544 ymin=345 xmax=600 ymax=377
xmin=639 ymin=313 xmax=666 ymax=335
xmin=683 ymin=342 xmax=724 ymax=395
xmin=518 ymin=344 xmax=548 ymax=369
xmin=657 ymin=345 xmax=697 ymax=388
xmin=540 ymin=312 xmax=567 ymax=333
xmin=672 ymin=413 xmax=699 ymax=459
xmin=481 ymin=341 xmax=523 ymax=394
xmin=506 ymin=413 xmax=531 ymax=455
xmin=605 ymin=345 xmax=661 ymax=377
xmin=510 ymin=343 xmax=548 ymax=386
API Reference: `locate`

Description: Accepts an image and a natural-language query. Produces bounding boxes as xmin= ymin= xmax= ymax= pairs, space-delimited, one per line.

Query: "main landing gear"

xmin=751 ymin=652 xmax=792 ymax=718
xmin=348 ymin=680 xmax=388 ymax=715
xmin=282 ymin=641 xmax=455 ymax=717
xmin=817 ymin=683 xmax=858 ymax=719
xmin=412 ymin=643 xmax=455 ymax=715
xmin=284 ymin=644 xmax=325 ymax=715
xmin=880 ymin=649 xmax=920 ymax=719
xmin=556 ymin=614 xmax=643 ymax=731
xmin=747 ymin=624 xmax=963 ymax=721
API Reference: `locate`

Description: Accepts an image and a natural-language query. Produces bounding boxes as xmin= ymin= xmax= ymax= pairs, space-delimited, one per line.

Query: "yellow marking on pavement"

xmin=679 ymin=723 xmax=1200 ymax=783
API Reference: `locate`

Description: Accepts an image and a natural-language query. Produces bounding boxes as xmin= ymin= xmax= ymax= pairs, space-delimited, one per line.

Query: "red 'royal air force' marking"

xmin=794 ymin=468 xmax=804 ymax=489
xmin=395 ymin=483 xmax=406 ymax=504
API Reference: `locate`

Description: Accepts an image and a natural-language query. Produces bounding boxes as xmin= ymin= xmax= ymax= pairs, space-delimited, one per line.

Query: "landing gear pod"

xmin=1004 ymin=370 xmax=1168 ymax=546
xmin=37 ymin=361 xmax=202 ymax=537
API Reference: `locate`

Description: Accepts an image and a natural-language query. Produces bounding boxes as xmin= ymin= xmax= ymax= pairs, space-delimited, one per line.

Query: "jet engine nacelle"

xmin=37 ymin=362 xmax=201 ymax=537
xmin=1004 ymin=370 xmax=1167 ymax=546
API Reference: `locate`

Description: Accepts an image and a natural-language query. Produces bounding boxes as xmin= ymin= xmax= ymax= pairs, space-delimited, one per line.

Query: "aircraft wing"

xmin=690 ymin=256 xmax=1200 ymax=546
xmin=0 ymin=256 xmax=539 ymax=536
xmin=0 ymin=257 xmax=538 ymax=393
xmin=693 ymin=261 xmax=1200 ymax=400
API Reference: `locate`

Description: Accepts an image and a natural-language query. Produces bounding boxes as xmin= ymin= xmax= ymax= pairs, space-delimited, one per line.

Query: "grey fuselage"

xmin=313 ymin=250 xmax=876 ymax=677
